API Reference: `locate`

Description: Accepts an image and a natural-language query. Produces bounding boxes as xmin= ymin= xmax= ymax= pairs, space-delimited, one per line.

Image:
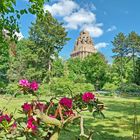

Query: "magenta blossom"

xmin=35 ymin=102 xmax=47 ymax=112
xmin=64 ymin=110 xmax=75 ymax=116
xmin=0 ymin=114 xmax=11 ymax=123
xmin=27 ymin=116 xmax=37 ymax=131
xmin=11 ymin=121 xmax=17 ymax=129
xmin=19 ymin=79 xmax=30 ymax=87
xmin=30 ymin=81 xmax=39 ymax=91
xmin=49 ymin=115 xmax=56 ymax=118
xmin=82 ymin=92 xmax=95 ymax=103
xmin=59 ymin=97 xmax=73 ymax=109
xmin=22 ymin=103 xmax=32 ymax=113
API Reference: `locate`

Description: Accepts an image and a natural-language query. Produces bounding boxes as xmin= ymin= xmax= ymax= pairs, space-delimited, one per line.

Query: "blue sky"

xmin=17 ymin=0 xmax=140 ymax=62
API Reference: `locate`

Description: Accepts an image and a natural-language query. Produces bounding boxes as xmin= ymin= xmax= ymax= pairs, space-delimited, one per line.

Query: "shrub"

xmin=0 ymin=79 xmax=105 ymax=140
xmin=38 ymin=83 xmax=50 ymax=95
xmin=50 ymin=77 xmax=94 ymax=96
xmin=49 ymin=77 xmax=74 ymax=96
xmin=103 ymin=82 xmax=118 ymax=91
xmin=6 ymin=82 xmax=19 ymax=95
xmin=73 ymin=83 xmax=94 ymax=94
xmin=120 ymin=83 xmax=140 ymax=93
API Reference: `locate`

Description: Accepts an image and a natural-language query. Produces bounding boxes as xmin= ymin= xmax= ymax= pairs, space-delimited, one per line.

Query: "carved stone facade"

xmin=70 ymin=30 xmax=96 ymax=59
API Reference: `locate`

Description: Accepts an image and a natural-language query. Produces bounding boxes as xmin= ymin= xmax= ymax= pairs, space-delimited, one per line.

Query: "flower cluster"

xmin=26 ymin=116 xmax=37 ymax=132
xmin=21 ymin=102 xmax=47 ymax=114
xmin=0 ymin=114 xmax=11 ymax=123
xmin=22 ymin=103 xmax=33 ymax=113
xmin=59 ymin=97 xmax=73 ymax=109
xmin=35 ymin=102 xmax=48 ymax=112
xmin=21 ymin=102 xmax=47 ymax=132
xmin=0 ymin=113 xmax=17 ymax=133
xmin=19 ymin=79 xmax=39 ymax=92
xmin=64 ymin=110 xmax=75 ymax=116
xmin=82 ymin=92 xmax=95 ymax=103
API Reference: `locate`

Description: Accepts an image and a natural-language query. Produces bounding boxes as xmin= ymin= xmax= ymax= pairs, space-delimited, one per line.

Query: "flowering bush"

xmin=59 ymin=97 xmax=73 ymax=108
xmin=0 ymin=79 xmax=104 ymax=140
xmin=19 ymin=79 xmax=39 ymax=94
xmin=82 ymin=92 xmax=95 ymax=103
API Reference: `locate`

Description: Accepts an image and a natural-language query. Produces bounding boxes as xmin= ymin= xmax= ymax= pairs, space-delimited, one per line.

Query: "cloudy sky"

xmin=17 ymin=0 xmax=140 ymax=62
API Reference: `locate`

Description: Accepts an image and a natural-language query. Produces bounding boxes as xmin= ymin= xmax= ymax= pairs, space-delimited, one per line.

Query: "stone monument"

xmin=70 ymin=30 xmax=96 ymax=59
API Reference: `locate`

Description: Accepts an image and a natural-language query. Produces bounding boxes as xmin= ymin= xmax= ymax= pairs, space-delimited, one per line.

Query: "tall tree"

xmin=112 ymin=33 xmax=127 ymax=87
xmin=82 ymin=53 xmax=108 ymax=90
xmin=135 ymin=58 xmax=140 ymax=85
xmin=29 ymin=11 xmax=69 ymax=81
xmin=8 ymin=12 xmax=69 ymax=82
xmin=0 ymin=0 xmax=49 ymax=89
xmin=127 ymin=32 xmax=140 ymax=83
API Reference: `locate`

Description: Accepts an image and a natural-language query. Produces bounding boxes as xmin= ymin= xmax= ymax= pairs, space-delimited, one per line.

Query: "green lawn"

xmin=1 ymin=95 xmax=140 ymax=140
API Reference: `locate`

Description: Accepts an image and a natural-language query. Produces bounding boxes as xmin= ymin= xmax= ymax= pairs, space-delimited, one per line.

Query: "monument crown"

xmin=71 ymin=30 xmax=96 ymax=59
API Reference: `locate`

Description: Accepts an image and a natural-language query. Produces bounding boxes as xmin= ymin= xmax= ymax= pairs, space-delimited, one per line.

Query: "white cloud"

xmin=83 ymin=3 xmax=96 ymax=11
xmin=3 ymin=29 xmax=24 ymax=40
xmin=95 ymin=42 xmax=109 ymax=49
xmin=44 ymin=0 xmax=79 ymax=16
xmin=64 ymin=9 xmax=96 ymax=30
xmin=81 ymin=24 xmax=103 ymax=37
xmin=107 ymin=25 xmax=117 ymax=32
xmin=44 ymin=0 xmax=103 ymax=38
xmin=15 ymin=32 xmax=24 ymax=40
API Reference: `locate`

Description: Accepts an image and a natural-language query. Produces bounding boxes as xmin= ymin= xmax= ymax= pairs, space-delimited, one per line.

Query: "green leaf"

xmin=17 ymin=14 xmax=20 ymax=19
xmin=88 ymin=104 xmax=93 ymax=112
xmin=20 ymin=10 xmax=25 ymax=15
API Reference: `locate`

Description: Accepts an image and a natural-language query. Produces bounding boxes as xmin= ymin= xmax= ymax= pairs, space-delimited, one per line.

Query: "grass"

xmin=1 ymin=94 xmax=140 ymax=140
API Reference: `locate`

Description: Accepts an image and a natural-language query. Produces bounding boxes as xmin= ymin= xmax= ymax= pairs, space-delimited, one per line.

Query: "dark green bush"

xmin=119 ymin=83 xmax=140 ymax=92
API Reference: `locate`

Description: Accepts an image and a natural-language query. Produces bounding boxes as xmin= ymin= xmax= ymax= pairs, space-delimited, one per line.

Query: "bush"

xmin=120 ymin=83 xmax=140 ymax=93
xmin=0 ymin=79 xmax=105 ymax=140
xmin=73 ymin=83 xmax=94 ymax=94
xmin=38 ymin=83 xmax=50 ymax=95
xmin=50 ymin=77 xmax=74 ymax=96
xmin=103 ymin=82 xmax=118 ymax=91
xmin=50 ymin=77 xmax=94 ymax=96
xmin=6 ymin=82 xmax=19 ymax=95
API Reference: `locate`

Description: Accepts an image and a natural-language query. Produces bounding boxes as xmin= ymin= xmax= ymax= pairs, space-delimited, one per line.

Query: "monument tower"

xmin=70 ymin=30 xmax=96 ymax=59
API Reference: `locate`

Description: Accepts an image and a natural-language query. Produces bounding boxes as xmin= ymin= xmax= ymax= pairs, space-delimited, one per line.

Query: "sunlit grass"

xmin=0 ymin=95 xmax=140 ymax=140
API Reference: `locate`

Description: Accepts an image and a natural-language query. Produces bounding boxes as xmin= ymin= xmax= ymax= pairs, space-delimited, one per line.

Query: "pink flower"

xmin=59 ymin=97 xmax=73 ymax=109
xmin=49 ymin=115 xmax=56 ymax=118
xmin=30 ymin=81 xmax=39 ymax=91
xmin=22 ymin=103 xmax=32 ymax=113
xmin=27 ymin=116 xmax=37 ymax=131
xmin=0 ymin=114 xmax=11 ymax=123
xmin=19 ymin=79 xmax=30 ymax=87
xmin=35 ymin=102 xmax=47 ymax=112
xmin=12 ymin=122 xmax=17 ymax=129
xmin=64 ymin=110 xmax=75 ymax=116
xmin=82 ymin=92 xmax=95 ymax=103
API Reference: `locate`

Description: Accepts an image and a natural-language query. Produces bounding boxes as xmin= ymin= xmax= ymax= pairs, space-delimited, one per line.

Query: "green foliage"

xmin=38 ymin=83 xmax=50 ymax=95
xmin=82 ymin=53 xmax=108 ymax=90
xmin=7 ymin=39 xmax=41 ymax=82
xmin=29 ymin=11 xmax=69 ymax=61
xmin=0 ymin=80 xmax=104 ymax=140
xmin=0 ymin=41 xmax=9 ymax=84
xmin=112 ymin=32 xmax=140 ymax=87
xmin=135 ymin=58 xmax=140 ymax=85
xmin=73 ymin=83 xmax=94 ymax=94
xmin=7 ymin=12 xmax=69 ymax=83
xmin=0 ymin=0 xmax=49 ymax=42
xmin=50 ymin=77 xmax=73 ymax=95
xmin=51 ymin=58 xmax=65 ymax=78
xmin=103 ymin=82 xmax=118 ymax=91
xmin=119 ymin=83 xmax=140 ymax=93
xmin=0 ymin=0 xmax=50 ymax=89
xmin=49 ymin=76 xmax=94 ymax=96
xmin=6 ymin=82 xmax=19 ymax=95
